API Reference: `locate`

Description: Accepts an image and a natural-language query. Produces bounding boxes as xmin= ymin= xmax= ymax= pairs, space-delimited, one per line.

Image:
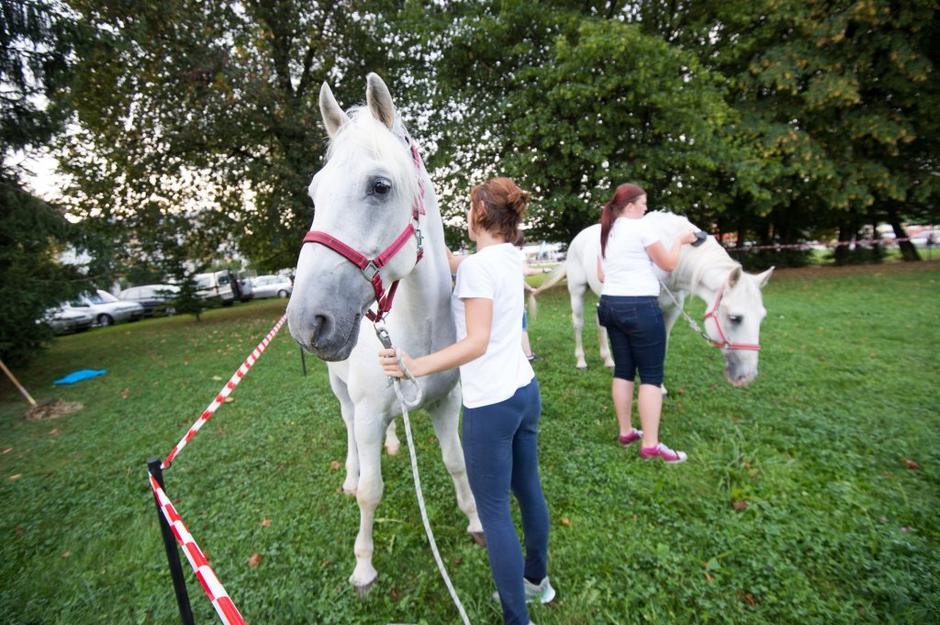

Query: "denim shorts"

xmin=597 ymin=295 xmax=666 ymax=385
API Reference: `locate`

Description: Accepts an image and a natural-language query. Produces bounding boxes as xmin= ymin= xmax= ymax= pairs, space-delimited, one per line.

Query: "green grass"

xmin=1 ymin=263 xmax=938 ymax=625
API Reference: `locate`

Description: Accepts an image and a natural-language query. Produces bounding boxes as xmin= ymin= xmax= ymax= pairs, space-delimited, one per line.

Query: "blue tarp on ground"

xmin=53 ymin=369 xmax=108 ymax=385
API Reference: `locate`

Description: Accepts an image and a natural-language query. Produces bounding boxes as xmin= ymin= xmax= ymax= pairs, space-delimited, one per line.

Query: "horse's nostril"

xmin=311 ymin=314 xmax=329 ymax=346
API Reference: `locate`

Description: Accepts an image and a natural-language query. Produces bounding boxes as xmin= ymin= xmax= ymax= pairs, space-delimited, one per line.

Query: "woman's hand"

xmin=678 ymin=230 xmax=698 ymax=245
xmin=378 ymin=348 xmax=416 ymax=378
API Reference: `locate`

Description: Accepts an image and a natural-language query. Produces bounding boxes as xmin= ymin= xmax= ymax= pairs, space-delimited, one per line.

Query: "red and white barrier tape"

xmin=162 ymin=313 xmax=287 ymax=469
xmin=150 ymin=474 xmax=247 ymax=625
xmin=722 ymin=236 xmax=918 ymax=253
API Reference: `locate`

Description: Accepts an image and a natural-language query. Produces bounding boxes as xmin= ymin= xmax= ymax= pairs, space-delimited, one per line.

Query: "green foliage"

xmin=0 ymin=1 xmax=91 ymax=365
xmin=58 ymin=0 xmax=416 ymax=273
xmin=1 ymin=266 xmax=938 ymax=623
xmin=0 ymin=173 xmax=90 ymax=365
xmin=503 ymin=19 xmax=739 ymax=242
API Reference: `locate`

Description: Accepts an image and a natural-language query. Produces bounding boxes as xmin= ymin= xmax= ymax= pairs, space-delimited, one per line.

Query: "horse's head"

xmin=705 ymin=266 xmax=774 ymax=387
xmin=287 ymin=74 xmax=423 ymax=361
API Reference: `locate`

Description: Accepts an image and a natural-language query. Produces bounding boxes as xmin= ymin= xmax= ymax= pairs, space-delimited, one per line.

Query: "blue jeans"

xmin=597 ymin=295 xmax=666 ymax=385
xmin=462 ymin=379 xmax=548 ymax=625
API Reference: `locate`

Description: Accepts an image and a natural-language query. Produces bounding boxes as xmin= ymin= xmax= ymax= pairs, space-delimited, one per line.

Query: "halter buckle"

xmin=362 ymin=261 xmax=380 ymax=281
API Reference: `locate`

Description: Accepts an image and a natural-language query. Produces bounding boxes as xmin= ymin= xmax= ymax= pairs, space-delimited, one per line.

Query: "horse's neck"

xmin=672 ymin=244 xmax=738 ymax=304
xmin=388 ymin=199 xmax=455 ymax=352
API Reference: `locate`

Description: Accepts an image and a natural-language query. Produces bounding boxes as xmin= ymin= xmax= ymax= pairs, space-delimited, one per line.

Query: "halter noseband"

xmin=300 ymin=139 xmax=427 ymax=323
xmin=703 ymin=285 xmax=761 ymax=351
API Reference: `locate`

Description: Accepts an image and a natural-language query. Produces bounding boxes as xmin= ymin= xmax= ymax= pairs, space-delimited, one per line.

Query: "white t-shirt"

xmin=452 ymin=243 xmax=535 ymax=408
xmin=601 ymin=216 xmax=661 ymax=296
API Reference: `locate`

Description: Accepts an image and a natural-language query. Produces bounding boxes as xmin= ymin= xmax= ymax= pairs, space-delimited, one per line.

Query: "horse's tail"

xmin=527 ymin=290 xmax=538 ymax=320
xmin=529 ymin=262 xmax=567 ymax=320
xmin=534 ymin=262 xmax=567 ymax=294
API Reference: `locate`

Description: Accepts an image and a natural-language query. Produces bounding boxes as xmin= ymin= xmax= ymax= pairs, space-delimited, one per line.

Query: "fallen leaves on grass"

xmin=737 ymin=590 xmax=756 ymax=607
xmin=247 ymin=553 xmax=262 ymax=568
xmin=120 ymin=388 xmax=129 ymax=399
xmin=902 ymin=458 xmax=920 ymax=470
xmin=560 ymin=516 xmax=570 ymax=526
xmin=329 ymin=460 xmax=341 ymax=470
xmin=49 ymin=428 xmax=61 ymax=436
xmin=732 ymin=500 xmax=749 ymax=511
xmin=261 ymin=518 xmax=272 ymax=528
xmin=9 ymin=474 xmax=22 ymax=481
xmin=61 ymin=550 xmax=71 ymax=559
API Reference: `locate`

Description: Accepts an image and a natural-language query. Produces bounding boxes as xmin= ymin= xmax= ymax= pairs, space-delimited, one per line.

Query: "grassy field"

xmin=1 ymin=262 xmax=938 ymax=625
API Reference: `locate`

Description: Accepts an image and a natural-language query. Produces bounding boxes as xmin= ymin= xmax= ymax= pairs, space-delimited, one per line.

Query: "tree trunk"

xmin=833 ymin=219 xmax=855 ymax=265
xmin=885 ymin=205 xmax=921 ymax=262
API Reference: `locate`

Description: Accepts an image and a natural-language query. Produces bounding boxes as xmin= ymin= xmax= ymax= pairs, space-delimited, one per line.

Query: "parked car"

xmin=40 ymin=306 xmax=95 ymax=335
xmin=193 ymin=270 xmax=237 ymax=305
xmin=236 ymin=274 xmax=254 ymax=302
xmin=119 ymin=284 xmax=180 ymax=317
xmin=69 ymin=289 xmax=144 ymax=326
xmin=250 ymin=274 xmax=293 ymax=299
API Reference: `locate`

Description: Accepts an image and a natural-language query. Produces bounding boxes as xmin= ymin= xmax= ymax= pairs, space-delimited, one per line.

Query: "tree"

xmin=665 ymin=0 xmax=940 ymax=261
xmin=421 ymin=2 xmax=746 ymax=243
xmin=58 ymin=0 xmax=417 ymax=274
xmin=1 ymin=0 xmax=91 ymax=364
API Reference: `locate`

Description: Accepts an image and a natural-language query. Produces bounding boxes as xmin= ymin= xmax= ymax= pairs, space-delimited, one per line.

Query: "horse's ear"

xmin=756 ymin=266 xmax=775 ymax=288
xmin=319 ymin=82 xmax=349 ymax=138
xmin=366 ymin=73 xmax=396 ymax=129
xmin=727 ymin=266 xmax=743 ymax=289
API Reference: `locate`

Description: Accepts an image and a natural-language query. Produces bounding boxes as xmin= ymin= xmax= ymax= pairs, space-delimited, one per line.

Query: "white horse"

xmin=536 ymin=213 xmax=773 ymax=386
xmin=286 ymin=74 xmax=483 ymax=593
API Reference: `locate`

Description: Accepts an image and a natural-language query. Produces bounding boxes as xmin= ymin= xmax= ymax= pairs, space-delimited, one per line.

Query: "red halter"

xmin=703 ymin=285 xmax=761 ymax=351
xmin=301 ymin=140 xmax=427 ymax=323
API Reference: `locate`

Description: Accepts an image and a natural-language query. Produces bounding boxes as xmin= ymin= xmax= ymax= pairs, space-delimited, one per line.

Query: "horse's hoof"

xmin=341 ymin=484 xmax=357 ymax=497
xmin=385 ymin=443 xmax=400 ymax=456
xmin=576 ymin=363 xmax=587 ymax=370
xmin=354 ymin=579 xmax=375 ymax=599
xmin=470 ymin=531 xmax=487 ymax=547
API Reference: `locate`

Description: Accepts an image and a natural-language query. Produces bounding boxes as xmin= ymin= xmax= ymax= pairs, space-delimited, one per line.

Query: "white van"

xmin=193 ymin=271 xmax=237 ymax=305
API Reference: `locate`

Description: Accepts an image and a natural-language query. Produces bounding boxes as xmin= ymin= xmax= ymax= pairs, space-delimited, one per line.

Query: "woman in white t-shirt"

xmin=379 ymin=177 xmax=553 ymax=625
xmin=596 ymin=183 xmax=697 ymax=463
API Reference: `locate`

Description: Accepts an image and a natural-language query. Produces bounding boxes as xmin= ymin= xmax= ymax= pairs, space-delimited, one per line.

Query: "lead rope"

xmin=658 ymin=280 xmax=714 ymax=344
xmin=374 ymin=323 xmax=472 ymax=625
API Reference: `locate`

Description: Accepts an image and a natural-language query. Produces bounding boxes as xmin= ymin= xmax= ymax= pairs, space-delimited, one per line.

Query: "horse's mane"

xmin=325 ymin=107 xmax=421 ymax=209
xmin=643 ymin=210 xmax=742 ymax=293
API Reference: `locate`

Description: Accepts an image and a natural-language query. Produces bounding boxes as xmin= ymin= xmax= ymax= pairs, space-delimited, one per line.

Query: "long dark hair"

xmin=600 ymin=183 xmax=646 ymax=257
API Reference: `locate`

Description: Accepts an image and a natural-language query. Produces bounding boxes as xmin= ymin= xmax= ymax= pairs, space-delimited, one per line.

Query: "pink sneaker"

xmin=618 ymin=429 xmax=643 ymax=446
xmin=640 ymin=443 xmax=687 ymax=464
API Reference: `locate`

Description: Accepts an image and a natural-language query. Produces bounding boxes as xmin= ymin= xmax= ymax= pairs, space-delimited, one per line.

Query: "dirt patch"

xmin=24 ymin=399 xmax=84 ymax=421
xmin=771 ymin=259 xmax=940 ymax=280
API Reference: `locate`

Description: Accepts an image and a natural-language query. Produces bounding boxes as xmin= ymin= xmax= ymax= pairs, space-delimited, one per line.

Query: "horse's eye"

xmin=728 ymin=315 xmax=743 ymax=324
xmin=371 ymin=179 xmax=392 ymax=195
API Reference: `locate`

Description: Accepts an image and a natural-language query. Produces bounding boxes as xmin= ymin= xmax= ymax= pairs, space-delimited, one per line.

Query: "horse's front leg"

xmin=428 ymin=385 xmax=484 ymax=544
xmin=329 ymin=373 xmax=359 ymax=495
xmin=659 ymin=291 xmax=686 ymax=396
xmin=350 ymin=414 xmax=385 ymax=594
xmin=570 ymin=288 xmax=588 ymax=369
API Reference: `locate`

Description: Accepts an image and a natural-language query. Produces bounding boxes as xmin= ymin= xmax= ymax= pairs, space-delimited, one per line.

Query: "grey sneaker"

xmin=492 ymin=576 xmax=556 ymax=605
xmin=524 ymin=576 xmax=556 ymax=604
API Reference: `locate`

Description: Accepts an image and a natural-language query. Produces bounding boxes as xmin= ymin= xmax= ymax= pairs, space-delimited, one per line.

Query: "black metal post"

xmin=148 ymin=457 xmax=195 ymax=625
xmin=299 ymin=346 xmax=307 ymax=377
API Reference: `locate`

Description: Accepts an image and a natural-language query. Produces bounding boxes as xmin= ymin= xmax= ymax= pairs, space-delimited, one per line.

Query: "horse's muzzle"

xmin=287 ymin=305 xmax=359 ymax=361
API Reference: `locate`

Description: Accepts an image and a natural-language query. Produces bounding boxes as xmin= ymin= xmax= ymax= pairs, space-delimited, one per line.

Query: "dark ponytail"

xmin=600 ymin=183 xmax=646 ymax=257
